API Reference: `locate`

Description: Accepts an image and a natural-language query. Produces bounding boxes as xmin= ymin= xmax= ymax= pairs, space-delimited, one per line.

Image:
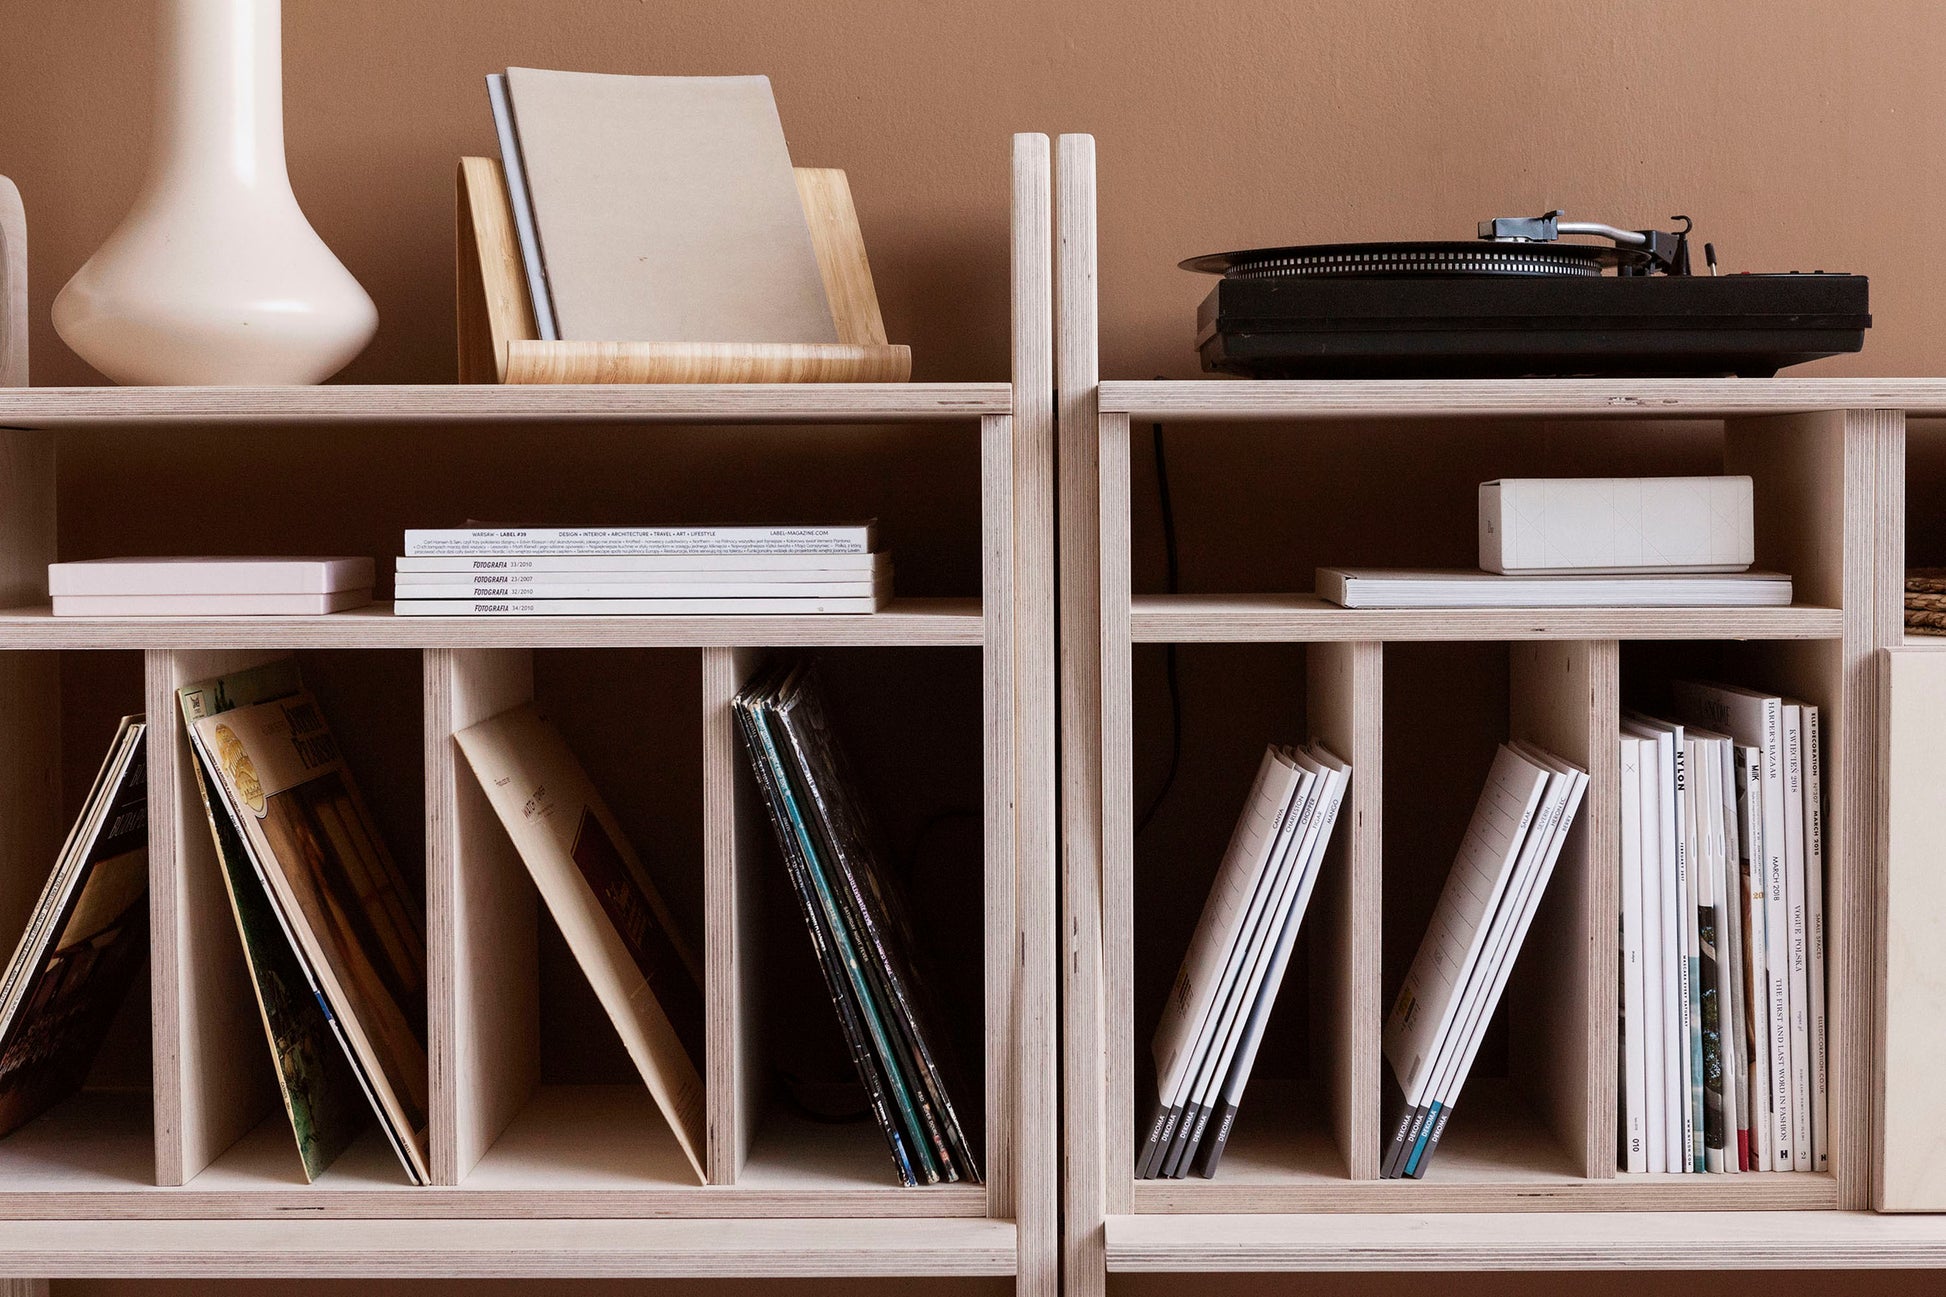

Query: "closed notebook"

xmin=505 ymin=69 xmax=836 ymax=344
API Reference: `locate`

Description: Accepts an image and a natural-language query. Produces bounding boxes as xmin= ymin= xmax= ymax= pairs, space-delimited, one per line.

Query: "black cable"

xmin=1134 ymin=417 xmax=1182 ymax=837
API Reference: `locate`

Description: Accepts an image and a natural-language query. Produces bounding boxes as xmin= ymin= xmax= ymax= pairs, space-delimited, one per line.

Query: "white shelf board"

xmin=0 ymin=599 xmax=984 ymax=648
xmin=1101 ymin=377 xmax=1946 ymax=422
xmin=0 ymin=382 xmax=1010 ymax=427
xmin=1131 ymin=594 xmax=1844 ymax=643
xmin=1105 ymin=1209 xmax=1946 ymax=1272
xmin=0 ymin=1215 xmax=1019 ymax=1278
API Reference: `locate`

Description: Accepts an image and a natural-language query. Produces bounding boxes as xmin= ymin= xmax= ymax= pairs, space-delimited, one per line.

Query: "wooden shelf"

xmin=1130 ymin=594 xmax=1844 ymax=643
xmin=0 ymin=599 xmax=984 ymax=648
xmin=0 ymin=382 xmax=1010 ymax=428
xmin=0 ymin=1216 xmax=1019 ymax=1278
xmin=1103 ymin=1210 xmax=1946 ymax=1272
xmin=1101 ymin=377 xmax=1946 ymax=422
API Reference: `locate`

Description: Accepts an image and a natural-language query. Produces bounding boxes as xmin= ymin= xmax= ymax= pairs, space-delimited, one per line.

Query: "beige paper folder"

xmin=505 ymin=69 xmax=838 ymax=345
xmin=455 ymin=702 xmax=708 ymax=1183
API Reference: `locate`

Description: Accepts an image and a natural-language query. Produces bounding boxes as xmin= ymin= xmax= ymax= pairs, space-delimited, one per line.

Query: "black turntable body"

xmin=1186 ymin=214 xmax=1871 ymax=379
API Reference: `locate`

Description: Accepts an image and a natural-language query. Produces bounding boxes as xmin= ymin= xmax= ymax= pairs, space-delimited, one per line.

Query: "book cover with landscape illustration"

xmin=180 ymin=660 xmax=369 ymax=1181
xmin=193 ymin=689 xmax=430 ymax=1183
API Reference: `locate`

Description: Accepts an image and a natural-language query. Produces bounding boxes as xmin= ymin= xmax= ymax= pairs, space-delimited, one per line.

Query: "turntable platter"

xmin=1180 ymin=240 xmax=1648 ymax=279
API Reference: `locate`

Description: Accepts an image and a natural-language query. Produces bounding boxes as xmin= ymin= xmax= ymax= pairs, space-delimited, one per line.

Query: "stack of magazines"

xmin=1140 ymin=741 xmax=1351 ymax=1180
xmin=734 ymin=659 xmax=979 ymax=1187
xmin=394 ymin=524 xmax=890 ymax=617
xmin=1382 ymin=741 xmax=1588 ymax=1179
xmin=1619 ymin=683 xmax=1827 ymax=1175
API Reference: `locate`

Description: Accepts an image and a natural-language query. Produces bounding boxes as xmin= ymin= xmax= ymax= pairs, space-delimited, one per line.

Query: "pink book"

xmin=48 ymin=557 xmax=375 ymax=597
xmin=52 ymin=590 xmax=374 ymax=617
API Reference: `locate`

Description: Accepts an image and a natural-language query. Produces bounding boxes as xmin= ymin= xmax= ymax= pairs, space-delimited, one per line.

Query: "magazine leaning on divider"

xmin=0 ymin=717 xmax=149 ymax=1139
xmin=187 ymin=672 xmax=431 ymax=1185
xmin=733 ymin=659 xmax=981 ymax=1187
xmin=179 ymin=661 xmax=369 ymax=1182
xmin=1380 ymin=741 xmax=1587 ymax=1180
xmin=1138 ymin=740 xmax=1350 ymax=1180
xmin=454 ymin=702 xmax=709 ymax=1184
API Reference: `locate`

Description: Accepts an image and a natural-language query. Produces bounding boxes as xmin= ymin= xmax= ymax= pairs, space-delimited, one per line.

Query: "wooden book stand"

xmin=456 ymin=157 xmax=913 ymax=384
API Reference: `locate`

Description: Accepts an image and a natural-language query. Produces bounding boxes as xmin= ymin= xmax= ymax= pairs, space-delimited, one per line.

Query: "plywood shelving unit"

xmin=1054 ymin=131 xmax=1946 ymax=1291
xmin=0 ymin=137 xmax=1055 ymax=1292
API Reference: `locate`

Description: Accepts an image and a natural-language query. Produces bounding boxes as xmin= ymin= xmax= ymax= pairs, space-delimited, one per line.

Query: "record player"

xmin=1186 ymin=212 xmax=1869 ymax=378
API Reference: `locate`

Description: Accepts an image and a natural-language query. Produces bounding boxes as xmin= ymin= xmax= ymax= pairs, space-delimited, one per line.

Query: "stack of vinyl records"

xmin=1381 ymin=741 xmax=1588 ymax=1179
xmin=734 ymin=659 xmax=979 ymax=1186
xmin=394 ymin=524 xmax=889 ymax=616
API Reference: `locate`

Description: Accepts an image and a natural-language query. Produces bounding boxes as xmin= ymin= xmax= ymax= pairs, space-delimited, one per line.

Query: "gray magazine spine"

xmin=485 ymin=73 xmax=558 ymax=340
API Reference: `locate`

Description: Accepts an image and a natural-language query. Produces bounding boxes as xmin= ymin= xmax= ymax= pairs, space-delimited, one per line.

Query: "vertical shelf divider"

xmin=146 ymin=647 xmax=287 ymax=1186
xmin=1306 ymin=640 xmax=1383 ymax=1179
xmin=1507 ymin=638 xmax=1619 ymax=1179
xmin=1055 ymin=128 xmax=1110 ymax=1297
xmin=700 ymin=644 xmax=767 ymax=1186
xmin=1008 ymin=129 xmax=1058 ymax=1297
xmin=1728 ymin=409 xmax=1877 ymax=1206
xmin=424 ymin=646 xmax=537 ymax=1186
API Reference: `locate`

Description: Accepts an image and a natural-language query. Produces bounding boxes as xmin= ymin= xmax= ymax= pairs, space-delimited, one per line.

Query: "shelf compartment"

xmin=1131 ymin=596 xmax=1844 ymax=644
xmin=706 ymin=644 xmax=993 ymax=1201
xmin=428 ymin=646 xmax=709 ymax=1189
xmin=0 ymin=650 xmax=151 ymax=1193
xmin=146 ymin=647 xmax=427 ymax=1190
xmin=1376 ymin=640 xmax=1614 ymax=1186
xmin=1117 ymin=641 xmax=1379 ymax=1198
xmin=0 ymin=382 xmax=1011 ymax=429
xmin=0 ymin=600 xmax=985 ymax=650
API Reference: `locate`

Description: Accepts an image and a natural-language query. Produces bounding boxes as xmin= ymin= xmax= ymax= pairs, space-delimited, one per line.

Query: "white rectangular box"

xmin=49 ymin=556 xmax=375 ymax=596
xmin=1479 ymin=476 xmax=1754 ymax=575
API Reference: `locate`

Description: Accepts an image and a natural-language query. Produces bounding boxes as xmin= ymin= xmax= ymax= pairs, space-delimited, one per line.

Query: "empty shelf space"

xmin=1104 ymin=1208 xmax=1918 ymax=1272
xmin=0 ymin=600 xmax=986 ymax=648
xmin=1130 ymin=595 xmax=1844 ymax=642
xmin=0 ymin=1092 xmax=155 ymax=1202
xmin=0 ymin=382 xmax=1012 ymax=428
xmin=455 ymin=1085 xmax=984 ymax=1214
xmin=0 ymin=1214 xmax=1020 ymax=1278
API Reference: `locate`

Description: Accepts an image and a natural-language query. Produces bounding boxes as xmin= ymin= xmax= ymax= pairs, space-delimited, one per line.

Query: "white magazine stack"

xmin=1618 ymin=683 xmax=1828 ymax=1174
xmin=393 ymin=524 xmax=890 ymax=616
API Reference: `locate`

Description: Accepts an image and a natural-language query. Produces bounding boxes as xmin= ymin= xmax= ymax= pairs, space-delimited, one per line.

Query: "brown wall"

xmin=5 ymin=0 xmax=1943 ymax=387
xmin=4 ymin=1 xmax=1944 ymax=1293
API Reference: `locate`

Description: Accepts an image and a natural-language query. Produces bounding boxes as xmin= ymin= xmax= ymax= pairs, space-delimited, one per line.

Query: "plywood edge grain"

xmin=0 ymin=1216 xmax=1019 ymax=1278
xmin=1104 ymin=1209 xmax=1934 ymax=1272
xmin=1100 ymin=379 xmax=1946 ymax=421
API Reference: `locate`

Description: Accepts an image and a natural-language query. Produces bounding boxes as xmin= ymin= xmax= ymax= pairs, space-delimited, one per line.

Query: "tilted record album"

xmin=1186 ymin=211 xmax=1869 ymax=378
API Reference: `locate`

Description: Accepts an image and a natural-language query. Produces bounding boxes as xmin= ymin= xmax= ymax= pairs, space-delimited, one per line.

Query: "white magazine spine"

xmin=1801 ymin=704 xmax=1829 ymax=1173
xmin=1781 ymin=706 xmax=1813 ymax=1171
xmin=1619 ymin=737 xmax=1648 ymax=1173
